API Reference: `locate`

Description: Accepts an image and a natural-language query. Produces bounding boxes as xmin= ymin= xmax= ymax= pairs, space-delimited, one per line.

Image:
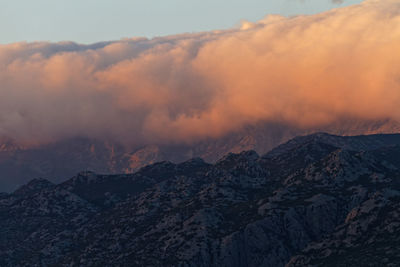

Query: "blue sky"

xmin=0 ymin=0 xmax=363 ymax=44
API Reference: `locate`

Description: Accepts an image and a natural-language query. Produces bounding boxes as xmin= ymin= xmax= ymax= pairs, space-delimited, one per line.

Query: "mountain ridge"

xmin=2 ymin=132 xmax=400 ymax=266
xmin=1 ymin=118 xmax=400 ymax=192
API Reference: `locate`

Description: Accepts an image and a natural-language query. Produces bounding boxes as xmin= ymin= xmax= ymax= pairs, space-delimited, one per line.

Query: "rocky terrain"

xmin=1 ymin=132 xmax=400 ymax=266
xmin=1 ymin=119 xmax=400 ymax=192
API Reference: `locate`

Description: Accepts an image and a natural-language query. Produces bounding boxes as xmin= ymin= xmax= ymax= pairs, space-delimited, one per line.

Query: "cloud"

xmin=0 ymin=0 xmax=399 ymax=147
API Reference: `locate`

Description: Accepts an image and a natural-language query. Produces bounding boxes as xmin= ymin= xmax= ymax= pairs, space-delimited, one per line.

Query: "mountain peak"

xmin=266 ymin=132 xmax=400 ymax=158
xmin=217 ymin=150 xmax=259 ymax=164
xmin=14 ymin=178 xmax=54 ymax=195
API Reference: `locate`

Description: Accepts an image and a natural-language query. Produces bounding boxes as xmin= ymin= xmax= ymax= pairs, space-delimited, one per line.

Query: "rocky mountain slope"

xmin=1 ymin=119 xmax=400 ymax=192
xmin=1 ymin=133 xmax=400 ymax=266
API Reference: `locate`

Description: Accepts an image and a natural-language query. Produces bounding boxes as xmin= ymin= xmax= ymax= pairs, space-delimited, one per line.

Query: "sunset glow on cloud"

xmin=1 ymin=0 xmax=399 ymax=146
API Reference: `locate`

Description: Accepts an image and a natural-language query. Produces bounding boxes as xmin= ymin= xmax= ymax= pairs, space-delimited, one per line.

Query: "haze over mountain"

xmin=1 ymin=119 xmax=399 ymax=192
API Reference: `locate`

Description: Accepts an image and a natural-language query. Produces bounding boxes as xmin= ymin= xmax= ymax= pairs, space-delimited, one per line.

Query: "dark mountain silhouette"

xmin=1 ymin=133 xmax=400 ymax=266
xmin=1 ymin=119 xmax=399 ymax=192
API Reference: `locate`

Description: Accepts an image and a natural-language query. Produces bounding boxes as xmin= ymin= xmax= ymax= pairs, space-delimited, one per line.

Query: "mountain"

xmin=1 ymin=119 xmax=400 ymax=192
xmin=1 ymin=132 xmax=400 ymax=266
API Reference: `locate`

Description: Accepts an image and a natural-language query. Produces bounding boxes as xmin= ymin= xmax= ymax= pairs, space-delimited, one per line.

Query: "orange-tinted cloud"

xmin=0 ymin=0 xmax=399 ymax=146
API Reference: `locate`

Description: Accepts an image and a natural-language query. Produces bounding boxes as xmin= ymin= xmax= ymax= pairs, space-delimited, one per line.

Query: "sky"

xmin=0 ymin=0 xmax=363 ymax=44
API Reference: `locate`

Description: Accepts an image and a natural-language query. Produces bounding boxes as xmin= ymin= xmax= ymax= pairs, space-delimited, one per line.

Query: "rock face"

xmin=1 ymin=119 xmax=400 ymax=192
xmin=1 ymin=133 xmax=400 ymax=266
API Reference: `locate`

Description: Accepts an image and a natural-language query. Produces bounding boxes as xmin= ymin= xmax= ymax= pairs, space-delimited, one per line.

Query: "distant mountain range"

xmin=1 ymin=132 xmax=400 ymax=266
xmin=1 ymin=119 xmax=400 ymax=192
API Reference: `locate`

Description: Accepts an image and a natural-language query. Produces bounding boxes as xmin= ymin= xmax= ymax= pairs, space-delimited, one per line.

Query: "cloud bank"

xmin=0 ymin=0 xmax=399 ymax=146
